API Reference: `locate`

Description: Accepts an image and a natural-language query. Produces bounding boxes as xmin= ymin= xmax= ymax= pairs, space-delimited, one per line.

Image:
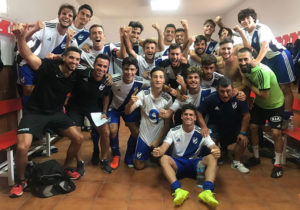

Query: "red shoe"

xmin=10 ymin=180 xmax=27 ymax=198
xmin=65 ymin=168 xmax=81 ymax=180
xmin=110 ymin=155 xmax=120 ymax=169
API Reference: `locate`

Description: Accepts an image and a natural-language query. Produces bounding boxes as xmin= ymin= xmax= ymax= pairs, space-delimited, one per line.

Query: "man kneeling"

xmin=153 ymin=104 xmax=220 ymax=207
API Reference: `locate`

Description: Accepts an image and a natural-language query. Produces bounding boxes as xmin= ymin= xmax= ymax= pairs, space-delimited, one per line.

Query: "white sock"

xmin=252 ymin=145 xmax=259 ymax=158
xmin=233 ymin=160 xmax=240 ymax=165
xmin=274 ymin=152 xmax=282 ymax=165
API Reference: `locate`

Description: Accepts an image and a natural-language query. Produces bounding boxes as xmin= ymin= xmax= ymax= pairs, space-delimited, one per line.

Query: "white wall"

xmin=222 ymin=0 xmax=300 ymax=41
xmin=5 ymin=0 xmax=80 ymax=23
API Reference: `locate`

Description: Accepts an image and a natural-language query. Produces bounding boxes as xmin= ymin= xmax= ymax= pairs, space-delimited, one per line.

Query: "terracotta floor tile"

xmin=92 ymin=198 xmax=128 ymax=210
xmin=163 ymin=195 xmax=201 ymax=210
xmin=97 ymin=182 xmax=131 ymax=199
xmin=21 ymin=196 xmax=63 ymax=210
xmin=128 ymin=199 xmax=163 ymax=210
xmin=130 ymin=184 xmax=163 ymax=200
xmin=54 ymin=197 xmax=94 ymax=210
xmin=106 ymin=166 xmax=135 ymax=184
xmin=267 ymin=201 xmax=300 ymax=210
xmin=80 ymin=164 xmax=108 ymax=182
xmin=66 ymin=181 xmax=103 ymax=198
xmin=231 ymin=201 xmax=269 ymax=210
xmin=0 ymin=194 xmax=31 ymax=210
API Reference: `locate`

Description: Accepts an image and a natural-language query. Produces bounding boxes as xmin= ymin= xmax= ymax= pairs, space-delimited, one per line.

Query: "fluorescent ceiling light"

xmin=0 ymin=0 xmax=7 ymax=14
xmin=151 ymin=0 xmax=180 ymax=11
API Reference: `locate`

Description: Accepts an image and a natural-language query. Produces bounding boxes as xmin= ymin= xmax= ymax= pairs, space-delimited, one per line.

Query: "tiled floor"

xmin=1 ymin=119 xmax=300 ymax=210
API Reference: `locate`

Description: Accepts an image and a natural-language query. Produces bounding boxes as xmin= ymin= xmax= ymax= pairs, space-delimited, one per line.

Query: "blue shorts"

xmin=107 ymin=108 xmax=139 ymax=124
xmin=171 ymin=157 xmax=203 ymax=179
xmin=18 ymin=64 xmax=37 ymax=85
xmin=262 ymin=49 xmax=295 ymax=84
xmin=134 ymin=136 xmax=152 ymax=161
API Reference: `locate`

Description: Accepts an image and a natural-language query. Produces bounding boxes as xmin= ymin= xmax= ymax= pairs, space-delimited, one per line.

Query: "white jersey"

xmin=136 ymin=88 xmax=173 ymax=145
xmin=243 ymin=22 xmax=285 ymax=59
xmin=201 ymin=72 xmax=223 ymax=89
xmin=79 ymin=43 xmax=117 ymax=73
xmin=188 ymin=55 xmax=201 ymax=67
xmin=69 ymin=23 xmax=92 ymax=48
xmin=164 ymin=125 xmax=215 ymax=159
xmin=136 ymin=55 xmax=156 ymax=76
xmin=170 ymin=87 xmax=216 ymax=112
xmin=109 ymin=74 xmax=150 ymax=111
xmin=31 ymin=22 xmax=67 ymax=58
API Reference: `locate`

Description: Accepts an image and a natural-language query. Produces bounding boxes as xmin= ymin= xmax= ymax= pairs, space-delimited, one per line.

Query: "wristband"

xmin=239 ymin=131 xmax=247 ymax=136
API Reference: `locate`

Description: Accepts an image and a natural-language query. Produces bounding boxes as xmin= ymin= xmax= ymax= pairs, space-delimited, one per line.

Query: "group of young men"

xmin=10 ymin=3 xmax=296 ymax=208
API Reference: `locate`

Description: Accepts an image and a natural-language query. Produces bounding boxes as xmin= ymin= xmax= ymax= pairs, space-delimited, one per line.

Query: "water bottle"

xmin=196 ymin=161 xmax=205 ymax=188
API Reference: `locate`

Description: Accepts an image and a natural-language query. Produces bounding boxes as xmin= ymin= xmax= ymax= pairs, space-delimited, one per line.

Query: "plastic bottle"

xmin=196 ymin=161 xmax=206 ymax=188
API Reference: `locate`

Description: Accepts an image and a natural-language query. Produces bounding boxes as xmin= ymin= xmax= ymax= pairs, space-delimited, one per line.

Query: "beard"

xmin=240 ymin=63 xmax=252 ymax=73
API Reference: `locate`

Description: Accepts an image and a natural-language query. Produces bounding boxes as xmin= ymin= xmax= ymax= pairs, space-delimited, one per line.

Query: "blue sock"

xmin=203 ymin=181 xmax=215 ymax=191
xmin=91 ymin=128 xmax=100 ymax=154
xmin=21 ymin=95 xmax=30 ymax=106
xmin=283 ymin=111 xmax=294 ymax=120
xmin=110 ymin=133 xmax=120 ymax=156
xmin=125 ymin=135 xmax=137 ymax=161
xmin=170 ymin=180 xmax=181 ymax=192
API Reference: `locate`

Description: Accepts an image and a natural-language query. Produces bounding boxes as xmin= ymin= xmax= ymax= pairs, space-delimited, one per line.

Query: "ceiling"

xmin=76 ymin=0 xmax=246 ymax=18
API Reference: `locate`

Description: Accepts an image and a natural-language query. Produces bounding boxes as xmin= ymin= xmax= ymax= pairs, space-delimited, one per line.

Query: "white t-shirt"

xmin=164 ymin=125 xmax=215 ymax=158
xmin=136 ymin=55 xmax=156 ymax=76
xmin=135 ymin=88 xmax=173 ymax=145
xmin=201 ymin=72 xmax=223 ymax=89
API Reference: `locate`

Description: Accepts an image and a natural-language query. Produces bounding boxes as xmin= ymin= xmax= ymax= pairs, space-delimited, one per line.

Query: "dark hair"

xmin=164 ymin=23 xmax=176 ymax=31
xmin=128 ymin=21 xmax=144 ymax=32
xmin=94 ymin=53 xmax=110 ymax=65
xmin=186 ymin=66 xmax=201 ymax=77
xmin=175 ymin=28 xmax=185 ymax=33
xmin=122 ymin=56 xmax=139 ymax=70
xmin=238 ymin=8 xmax=257 ymax=23
xmin=78 ymin=4 xmax=93 ymax=17
xmin=238 ymin=47 xmax=253 ymax=56
xmin=203 ymin=19 xmax=216 ymax=27
xmin=218 ymin=27 xmax=233 ymax=38
xmin=150 ymin=67 xmax=165 ymax=77
xmin=219 ymin=38 xmax=234 ymax=46
xmin=194 ymin=35 xmax=207 ymax=45
xmin=168 ymin=43 xmax=182 ymax=53
xmin=62 ymin=47 xmax=81 ymax=56
xmin=201 ymin=54 xmax=217 ymax=66
xmin=89 ymin=24 xmax=104 ymax=33
xmin=181 ymin=104 xmax=197 ymax=116
xmin=142 ymin=39 xmax=157 ymax=49
xmin=58 ymin=4 xmax=76 ymax=20
xmin=217 ymin=76 xmax=232 ymax=88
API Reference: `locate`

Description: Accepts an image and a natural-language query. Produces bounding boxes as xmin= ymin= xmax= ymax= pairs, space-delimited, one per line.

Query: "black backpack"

xmin=26 ymin=159 xmax=76 ymax=198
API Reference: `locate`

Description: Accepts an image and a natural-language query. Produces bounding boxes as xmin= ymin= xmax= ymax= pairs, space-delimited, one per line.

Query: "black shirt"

xmin=158 ymin=59 xmax=189 ymax=89
xmin=25 ymin=59 xmax=79 ymax=114
xmin=67 ymin=68 xmax=111 ymax=113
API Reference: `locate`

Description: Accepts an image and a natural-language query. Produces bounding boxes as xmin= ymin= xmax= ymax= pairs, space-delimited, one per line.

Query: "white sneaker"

xmin=231 ymin=162 xmax=250 ymax=174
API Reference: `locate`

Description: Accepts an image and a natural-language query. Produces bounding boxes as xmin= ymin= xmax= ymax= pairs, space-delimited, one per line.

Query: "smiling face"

xmin=90 ymin=26 xmax=105 ymax=48
xmin=151 ymin=70 xmax=165 ymax=89
xmin=164 ymin=27 xmax=175 ymax=43
xmin=240 ymin=16 xmax=256 ymax=31
xmin=201 ymin=64 xmax=215 ymax=81
xmin=175 ymin=31 xmax=185 ymax=45
xmin=75 ymin=8 xmax=91 ymax=28
xmin=93 ymin=58 xmax=109 ymax=81
xmin=58 ymin=8 xmax=74 ymax=29
xmin=237 ymin=51 xmax=253 ymax=74
xmin=144 ymin=43 xmax=156 ymax=61
xmin=194 ymin=40 xmax=206 ymax=56
xmin=168 ymin=47 xmax=182 ymax=67
xmin=62 ymin=51 xmax=80 ymax=71
xmin=129 ymin=27 xmax=142 ymax=44
xmin=122 ymin=64 xmax=138 ymax=84
xmin=181 ymin=109 xmax=197 ymax=126
xmin=186 ymin=73 xmax=200 ymax=91
xmin=220 ymin=42 xmax=234 ymax=61
xmin=203 ymin=23 xmax=215 ymax=37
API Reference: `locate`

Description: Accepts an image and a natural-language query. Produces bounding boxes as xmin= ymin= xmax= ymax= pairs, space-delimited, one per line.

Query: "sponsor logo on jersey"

xmin=99 ymin=84 xmax=105 ymax=91
xmin=232 ymin=102 xmax=237 ymax=109
xmin=47 ymin=37 xmax=51 ymax=41
xmin=270 ymin=116 xmax=282 ymax=123
xmin=192 ymin=137 xmax=198 ymax=144
xmin=214 ymin=106 xmax=219 ymax=110
xmin=61 ymin=43 xmax=66 ymax=49
xmin=136 ymin=152 xmax=142 ymax=159
xmin=176 ymin=138 xmax=180 ymax=142
xmin=78 ymin=34 xmax=84 ymax=41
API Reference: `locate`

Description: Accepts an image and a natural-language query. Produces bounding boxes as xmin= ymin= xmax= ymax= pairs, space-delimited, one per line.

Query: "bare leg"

xmin=96 ymin=124 xmax=110 ymax=160
xmin=201 ymin=154 xmax=218 ymax=183
xmin=160 ymin=155 xmax=178 ymax=184
xmin=133 ymin=159 xmax=145 ymax=170
xmin=272 ymin=128 xmax=283 ymax=153
xmin=279 ymin=83 xmax=294 ymax=112
xmin=15 ymin=133 xmax=33 ymax=180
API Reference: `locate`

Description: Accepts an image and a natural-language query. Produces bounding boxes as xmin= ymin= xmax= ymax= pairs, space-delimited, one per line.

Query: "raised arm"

xmin=115 ymin=27 xmax=127 ymax=59
xmin=152 ymin=23 xmax=164 ymax=52
xmin=25 ymin=20 xmax=44 ymax=42
xmin=180 ymin=19 xmax=190 ymax=52
xmin=123 ymin=27 xmax=137 ymax=59
xmin=13 ymin=24 xmax=42 ymax=70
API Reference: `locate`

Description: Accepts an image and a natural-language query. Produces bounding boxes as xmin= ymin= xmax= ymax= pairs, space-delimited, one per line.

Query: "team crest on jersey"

xmin=192 ymin=137 xmax=198 ymax=144
xmin=214 ymin=106 xmax=219 ymax=110
xmin=99 ymin=84 xmax=105 ymax=91
xmin=253 ymin=37 xmax=257 ymax=43
xmin=232 ymin=102 xmax=237 ymax=109
xmin=176 ymin=138 xmax=180 ymax=142
xmin=78 ymin=34 xmax=84 ymax=41
xmin=47 ymin=37 xmax=51 ymax=41
xmin=83 ymin=78 xmax=88 ymax=82
xmin=61 ymin=43 xmax=66 ymax=49
xmin=209 ymin=46 xmax=213 ymax=51
xmin=136 ymin=152 xmax=142 ymax=159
